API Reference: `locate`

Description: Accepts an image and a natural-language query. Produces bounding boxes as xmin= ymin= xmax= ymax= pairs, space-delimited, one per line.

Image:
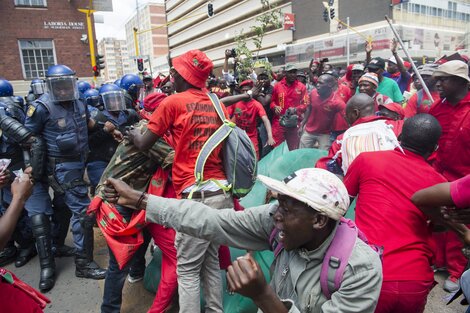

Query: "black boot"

xmin=31 ymin=214 xmax=56 ymax=292
xmin=0 ymin=241 xmax=17 ymax=266
xmin=15 ymin=245 xmax=37 ymax=268
xmin=75 ymin=213 xmax=106 ymax=280
xmin=14 ymin=220 xmax=37 ymax=268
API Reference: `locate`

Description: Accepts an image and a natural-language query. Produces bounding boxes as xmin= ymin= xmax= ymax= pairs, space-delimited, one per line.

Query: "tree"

xmin=233 ymin=0 xmax=282 ymax=82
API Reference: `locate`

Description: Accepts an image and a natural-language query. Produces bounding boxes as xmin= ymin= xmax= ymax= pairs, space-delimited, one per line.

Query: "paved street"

xmin=4 ymin=229 xmax=466 ymax=313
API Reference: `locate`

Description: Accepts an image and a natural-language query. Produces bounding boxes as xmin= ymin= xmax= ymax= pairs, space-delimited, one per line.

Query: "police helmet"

xmin=0 ymin=79 xmax=14 ymax=97
xmin=120 ymin=74 xmax=144 ymax=101
xmin=45 ymin=64 xmax=79 ymax=102
xmin=99 ymin=83 xmax=126 ymax=112
xmin=77 ymin=80 xmax=92 ymax=99
xmin=30 ymin=78 xmax=46 ymax=96
xmin=114 ymin=78 xmax=122 ymax=87
xmin=83 ymin=88 xmax=100 ymax=108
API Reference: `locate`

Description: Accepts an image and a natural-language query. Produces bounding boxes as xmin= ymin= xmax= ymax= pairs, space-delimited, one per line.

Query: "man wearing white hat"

xmin=429 ymin=59 xmax=470 ymax=293
xmin=102 ymin=168 xmax=382 ymax=313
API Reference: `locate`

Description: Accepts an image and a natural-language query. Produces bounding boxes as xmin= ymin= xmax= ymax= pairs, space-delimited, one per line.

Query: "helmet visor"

xmin=31 ymin=81 xmax=46 ymax=96
xmin=86 ymin=95 xmax=101 ymax=108
xmin=46 ymin=76 xmax=78 ymax=102
xmin=137 ymin=87 xmax=145 ymax=106
xmin=102 ymin=91 xmax=126 ymax=112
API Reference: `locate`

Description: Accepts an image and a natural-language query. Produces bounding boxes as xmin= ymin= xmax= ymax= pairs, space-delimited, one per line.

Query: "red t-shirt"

xmin=147 ymin=89 xmax=227 ymax=196
xmin=344 ymin=149 xmax=447 ymax=282
xmin=227 ymin=99 xmax=266 ymax=140
xmin=316 ymin=116 xmax=403 ymax=170
xmin=429 ymin=92 xmax=470 ymax=181
xmin=270 ymin=78 xmax=309 ymax=121
xmin=305 ymin=89 xmax=345 ymax=134
xmin=404 ymin=90 xmax=440 ymax=118
xmin=450 ymin=174 xmax=470 ymax=209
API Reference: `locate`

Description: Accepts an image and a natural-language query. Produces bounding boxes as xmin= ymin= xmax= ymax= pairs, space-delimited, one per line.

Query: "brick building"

xmin=0 ymin=0 xmax=96 ymax=94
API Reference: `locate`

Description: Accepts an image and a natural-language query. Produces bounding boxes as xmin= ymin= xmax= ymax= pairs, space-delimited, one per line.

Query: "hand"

xmin=252 ymin=83 xmax=262 ymax=98
xmin=274 ymin=106 xmax=282 ymax=116
xmin=11 ymin=173 xmax=33 ymax=202
xmin=225 ymin=49 xmax=232 ymax=59
xmin=390 ymin=38 xmax=398 ymax=54
xmin=127 ymin=127 xmax=139 ymax=144
xmin=226 ymin=253 xmax=269 ymax=300
xmin=365 ymin=41 xmax=373 ymax=53
xmin=103 ymin=177 xmax=141 ymax=209
xmin=442 ymin=207 xmax=470 ymax=225
xmin=112 ymin=129 xmax=124 ymax=142
xmin=103 ymin=121 xmax=116 ymax=133
xmin=266 ymin=137 xmax=276 ymax=147
xmin=0 ymin=170 xmax=11 ymax=189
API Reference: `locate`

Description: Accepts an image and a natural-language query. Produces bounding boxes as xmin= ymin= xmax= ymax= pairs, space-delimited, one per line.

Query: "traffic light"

xmin=330 ymin=8 xmax=335 ymax=19
xmin=94 ymin=54 xmax=105 ymax=77
xmin=323 ymin=8 xmax=329 ymax=22
xmin=207 ymin=3 xmax=214 ymax=17
xmin=137 ymin=58 xmax=144 ymax=72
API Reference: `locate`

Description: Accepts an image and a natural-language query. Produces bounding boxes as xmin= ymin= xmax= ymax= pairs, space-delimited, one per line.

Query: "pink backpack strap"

xmin=320 ymin=217 xmax=358 ymax=299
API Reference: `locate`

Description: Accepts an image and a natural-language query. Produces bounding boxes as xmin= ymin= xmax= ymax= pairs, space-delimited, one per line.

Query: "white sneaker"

xmin=127 ymin=274 xmax=143 ymax=283
xmin=443 ymin=277 xmax=460 ymax=293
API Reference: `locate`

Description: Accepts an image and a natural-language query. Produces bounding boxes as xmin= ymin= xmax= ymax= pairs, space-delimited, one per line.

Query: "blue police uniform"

xmin=25 ymin=93 xmax=89 ymax=250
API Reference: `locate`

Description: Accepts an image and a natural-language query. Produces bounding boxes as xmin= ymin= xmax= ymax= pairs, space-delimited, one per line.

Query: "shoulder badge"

xmin=26 ymin=105 xmax=36 ymax=117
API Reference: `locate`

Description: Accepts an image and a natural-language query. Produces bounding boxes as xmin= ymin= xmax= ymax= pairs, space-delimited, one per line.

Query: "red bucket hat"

xmin=143 ymin=92 xmax=167 ymax=112
xmin=379 ymin=103 xmax=405 ymax=120
xmin=172 ymin=50 xmax=213 ymax=89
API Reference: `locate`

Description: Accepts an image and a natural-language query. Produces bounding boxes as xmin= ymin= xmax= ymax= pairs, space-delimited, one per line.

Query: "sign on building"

xmin=93 ymin=0 xmax=113 ymax=12
xmin=283 ymin=13 xmax=295 ymax=31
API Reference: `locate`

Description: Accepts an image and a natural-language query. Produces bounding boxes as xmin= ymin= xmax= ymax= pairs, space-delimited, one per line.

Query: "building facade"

xmin=0 ymin=0 xmax=96 ymax=94
xmin=125 ymin=1 xmax=169 ymax=75
xmin=162 ymin=0 xmax=469 ymax=74
xmin=97 ymin=38 xmax=131 ymax=82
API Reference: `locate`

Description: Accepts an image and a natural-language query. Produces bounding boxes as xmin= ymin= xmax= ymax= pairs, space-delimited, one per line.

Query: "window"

xmin=14 ymin=0 xmax=47 ymax=7
xmin=18 ymin=40 xmax=56 ymax=79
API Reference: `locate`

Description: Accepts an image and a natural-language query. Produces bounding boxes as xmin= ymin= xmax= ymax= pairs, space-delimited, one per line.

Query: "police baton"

xmin=385 ymin=15 xmax=434 ymax=103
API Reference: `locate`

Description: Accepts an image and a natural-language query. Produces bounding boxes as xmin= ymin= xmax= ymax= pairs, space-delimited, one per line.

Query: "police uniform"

xmin=25 ymin=92 xmax=106 ymax=286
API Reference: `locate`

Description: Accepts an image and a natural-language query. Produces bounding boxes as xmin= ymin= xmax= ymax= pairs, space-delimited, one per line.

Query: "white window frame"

xmin=18 ymin=39 xmax=57 ymax=79
xmin=14 ymin=0 xmax=47 ymax=7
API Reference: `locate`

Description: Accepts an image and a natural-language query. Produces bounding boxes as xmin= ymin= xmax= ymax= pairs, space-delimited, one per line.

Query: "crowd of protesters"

xmin=0 ymin=36 xmax=470 ymax=313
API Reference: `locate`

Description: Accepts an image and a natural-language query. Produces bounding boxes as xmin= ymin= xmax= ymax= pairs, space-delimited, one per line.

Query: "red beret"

xmin=143 ymin=92 xmax=167 ymax=112
xmin=239 ymin=80 xmax=254 ymax=88
xmin=379 ymin=102 xmax=405 ymax=120
xmin=172 ymin=50 xmax=213 ymax=89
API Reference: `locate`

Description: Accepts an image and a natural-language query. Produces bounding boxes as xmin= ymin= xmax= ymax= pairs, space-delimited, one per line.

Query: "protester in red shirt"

xmin=428 ymin=60 xmax=470 ymax=292
xmin=404 ymin=64 xmax=439 ymax=118
xmin=344 ymin=114 xmax=446 ymax=313
xmin=358 ymin=72 xmax=393 ymax=111
xmin=270 ymin=64 xmax=309 ymax=150
xmin=316 ymin=94 xmax=403 ymax=174
xmin=128 ymin=50 xmax=233 ymax=313
xmin=299 ymin=73 xmax=345 ymax=150
xmin=227 ymin=80 xmax=275 ymax=159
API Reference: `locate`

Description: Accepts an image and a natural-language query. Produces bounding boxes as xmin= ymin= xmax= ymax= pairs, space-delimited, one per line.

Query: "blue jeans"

xmin=87 ymin=160 xmax=108 ymax=190
xmin=101 ymin=205 xmax=151 ymax=313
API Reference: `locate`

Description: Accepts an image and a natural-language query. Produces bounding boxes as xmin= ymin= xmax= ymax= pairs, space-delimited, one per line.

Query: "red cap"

xmin=379 ymin=103 xmax=405 ymax=120
xmin=403 ymin=61 xmax=411 ymax=70
xmin=172 ymin=50 xmax=213 ymax=89
xmin=240 ymin=80 xmax=254 ymax=88
xmin=143 ymin=92 xmax=167 ymax=112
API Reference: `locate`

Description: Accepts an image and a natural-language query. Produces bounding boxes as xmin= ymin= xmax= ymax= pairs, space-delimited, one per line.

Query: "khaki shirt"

xmin=146 ymin=196 xmax=382 ymax=313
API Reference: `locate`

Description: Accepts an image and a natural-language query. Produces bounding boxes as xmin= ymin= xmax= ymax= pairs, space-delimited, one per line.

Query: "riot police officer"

xmin=0 ymin=79 xmax=57 ymax=292
xmin=0 ymin=79 xmax=36 ymax=268
xmin=25 ymin=64 xmax=106 ymax=285
xmin=25 ymin=78 xmax=47 ymax=108
xmin=77 ymin=80 xmax=92 ymax=101
xmin=120 ymin=74 xmax=144 ymax=110
xmin=87 ymin=83 xmax=139 ymax=192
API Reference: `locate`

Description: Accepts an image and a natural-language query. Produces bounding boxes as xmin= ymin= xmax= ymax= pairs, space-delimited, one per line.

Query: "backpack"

xmin=269 ymin=217 xmax=383 ymax=300
xmin=340 ymin=119 xmax=403 ymax=175
xmin=193 ymin=93 xmax=258 ymax=198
